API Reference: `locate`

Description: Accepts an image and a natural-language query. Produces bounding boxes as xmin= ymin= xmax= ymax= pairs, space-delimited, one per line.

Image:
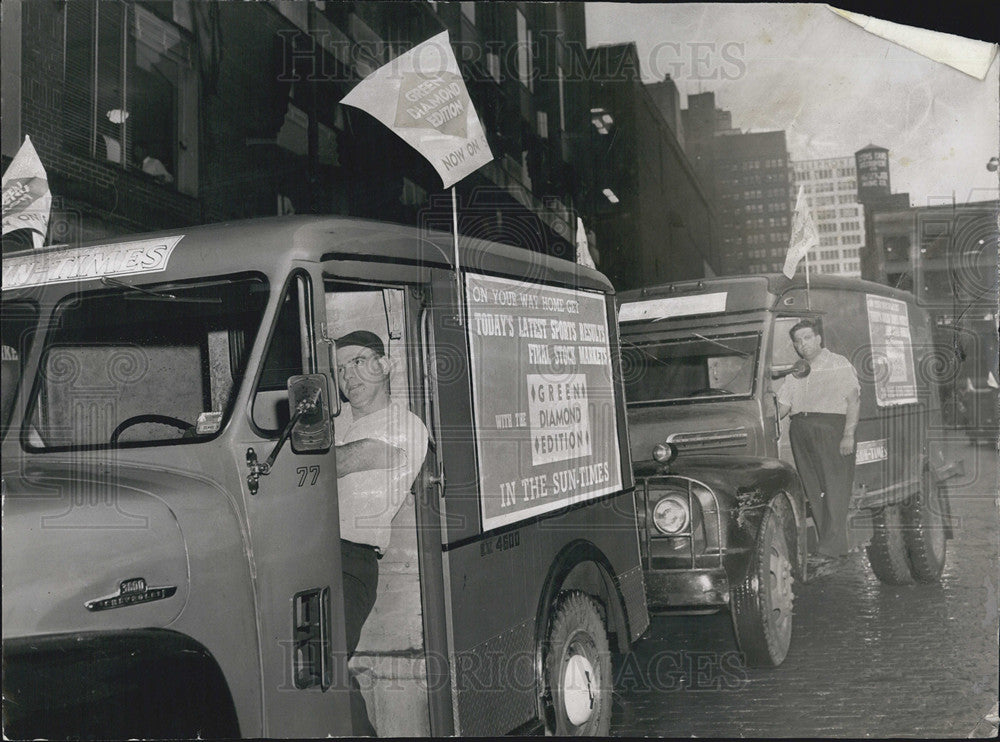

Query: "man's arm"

xmin=776 ymin=378 xmax=794 ymax=419
xmin=336 ymin=438 xmax=404 ymax=475
xmin=840 ymin=386 xmax=860 ymax=456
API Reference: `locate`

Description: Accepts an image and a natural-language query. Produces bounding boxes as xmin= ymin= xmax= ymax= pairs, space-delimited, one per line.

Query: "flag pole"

xmin=804 ymin=247 xmax=812 ymax=310
xmin=451 ymin=187 xmax=464 ymax=326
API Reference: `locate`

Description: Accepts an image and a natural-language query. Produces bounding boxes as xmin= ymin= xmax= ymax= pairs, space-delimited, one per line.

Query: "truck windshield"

xmin=622 ymin=332 xmax=759 ymax=404
xmin=25 ymin=274 xmax=268 ymax=450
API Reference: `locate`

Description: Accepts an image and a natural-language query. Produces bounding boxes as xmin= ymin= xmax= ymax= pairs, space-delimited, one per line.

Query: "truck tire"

xmin=866 ymin=504 xmax=914 ymax=585
xmin=901 ymin=481 xmax=947 ymax=583
xmin=543 ymin=590 xmax=612 ymax=736
xmin=731 ymin=499 xmax=795 ymax=667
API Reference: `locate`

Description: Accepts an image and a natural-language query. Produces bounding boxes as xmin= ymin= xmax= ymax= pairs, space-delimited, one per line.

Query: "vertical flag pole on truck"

xmin=340 ymin=30 xmax=495 ymax=326
xmin=804 ymin=237 xmax=812 ymax=309
xmin=451 ymin=187 xmax=463 ymax=326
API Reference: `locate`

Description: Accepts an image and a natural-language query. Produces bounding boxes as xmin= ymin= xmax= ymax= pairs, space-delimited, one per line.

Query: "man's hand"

xmin=839 ymin=434 xmax=855 ymax=456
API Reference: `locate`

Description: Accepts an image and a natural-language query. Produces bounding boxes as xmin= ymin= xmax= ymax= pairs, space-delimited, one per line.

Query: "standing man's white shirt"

xmin=335 ymin=400 xmax=428 ymax=552
xmin=777 ymin=347 xmax=860 ymax=415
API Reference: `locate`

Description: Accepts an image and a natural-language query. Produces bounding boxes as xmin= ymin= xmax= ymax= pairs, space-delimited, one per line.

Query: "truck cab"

xmin=618 ymin=274 xmax=959 ymax=668
xmin=2 ymin=216 xmax=648 ymax=738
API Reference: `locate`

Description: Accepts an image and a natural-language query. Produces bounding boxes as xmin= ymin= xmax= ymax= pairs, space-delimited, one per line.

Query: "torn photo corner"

xmin=827 ymin=5 xmax=998 ymax=79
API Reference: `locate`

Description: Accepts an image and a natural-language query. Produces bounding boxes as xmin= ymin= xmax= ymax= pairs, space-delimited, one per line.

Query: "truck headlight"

xmin=652 ymin=442 xmax=678 ymax=463
xmin=652 ymin=495 xmax=689 ymax=535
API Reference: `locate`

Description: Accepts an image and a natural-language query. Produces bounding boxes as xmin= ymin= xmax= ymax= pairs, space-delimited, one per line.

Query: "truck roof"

xmin=2 ymin=216 xmax=613 ymax=295
xmin=618 ymin=272 xmax=922 ymax=323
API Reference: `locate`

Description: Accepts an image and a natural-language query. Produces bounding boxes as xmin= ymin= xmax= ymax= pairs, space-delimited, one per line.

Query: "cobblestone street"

xmin=612 ymin=437 xmax=999 ymax=738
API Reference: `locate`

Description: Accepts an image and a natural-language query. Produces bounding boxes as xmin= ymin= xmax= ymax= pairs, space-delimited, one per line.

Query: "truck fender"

xmin=733 ymin=487 xmax=808 ymax=581
xmin=2 ymin=628 xmax=240 ymax=740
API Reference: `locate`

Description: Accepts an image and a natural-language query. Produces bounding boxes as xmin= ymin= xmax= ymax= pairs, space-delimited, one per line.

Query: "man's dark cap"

xmin=336 ymin=330 xmax=384 ymax=357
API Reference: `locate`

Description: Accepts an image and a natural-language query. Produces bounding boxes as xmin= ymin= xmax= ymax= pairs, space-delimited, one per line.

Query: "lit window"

xmin=590 ymin=108 xmax=613 ymax=135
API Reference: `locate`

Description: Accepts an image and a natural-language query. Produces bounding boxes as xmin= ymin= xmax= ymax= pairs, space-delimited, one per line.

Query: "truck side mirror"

xmin=288 ymin=374 xmax=333 ymax=452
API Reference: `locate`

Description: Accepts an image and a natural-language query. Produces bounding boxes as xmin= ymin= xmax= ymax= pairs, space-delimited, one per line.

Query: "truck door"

xmin=322 ymin=276 xmax=438 ymax=737
xmin=770 ymin=315 xmax=810 ymax=464
xmin=239 ymin=270 xmax=352 ymax=736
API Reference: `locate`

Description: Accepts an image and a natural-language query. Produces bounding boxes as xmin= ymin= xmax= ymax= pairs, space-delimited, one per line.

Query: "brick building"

xmin=1 ymin=1 xmax=593 ymax=261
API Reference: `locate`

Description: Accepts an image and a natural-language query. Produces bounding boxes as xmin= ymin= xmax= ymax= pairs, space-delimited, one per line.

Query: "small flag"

xmin=783 ymin=185 xmax=818 ymax=279
xmin=576 ymin=216 xmax=595 ymax=269
xmin=2 ymin=136 xmax=52 ymax=249
xmin=340 ymin=30 xmax=494 ymax=189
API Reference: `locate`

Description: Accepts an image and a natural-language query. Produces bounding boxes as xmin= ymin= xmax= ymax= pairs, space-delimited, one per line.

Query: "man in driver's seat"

xmin=334 ymin=330 xmax=428 ymax=734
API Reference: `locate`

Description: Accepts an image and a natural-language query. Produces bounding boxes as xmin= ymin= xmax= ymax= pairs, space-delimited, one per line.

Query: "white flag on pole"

xmin=2 ymin=135 xmax=52 ymax=249
xmin=576 ymin=216 xmax=595 ymax=269
xmin=783 ymin=185 xmax=819 ymax=279
xmin=340 ymin=31 xmax=494 ymax=189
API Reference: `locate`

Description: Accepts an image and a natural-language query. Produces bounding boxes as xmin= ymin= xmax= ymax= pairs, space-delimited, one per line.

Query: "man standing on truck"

xmin=334 ymin=330 xmax=429 ymax=734
xmin=777 ymin=319 xmax=860 ymax=563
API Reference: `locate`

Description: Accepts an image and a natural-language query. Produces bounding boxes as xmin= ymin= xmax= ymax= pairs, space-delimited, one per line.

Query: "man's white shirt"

xmin=335 ymin=400 xmax=428 ymax=551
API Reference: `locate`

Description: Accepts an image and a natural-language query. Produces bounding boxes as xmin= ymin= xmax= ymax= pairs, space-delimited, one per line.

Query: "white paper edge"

xmin=827 ymin=5 xmax=998 ymax=80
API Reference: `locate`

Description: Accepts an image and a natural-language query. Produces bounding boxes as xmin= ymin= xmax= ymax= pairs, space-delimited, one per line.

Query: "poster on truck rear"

xmin=866 ymin=294 xmax=918 ymax=406
xmin=465 ymin=273 xmax=623 ymax=531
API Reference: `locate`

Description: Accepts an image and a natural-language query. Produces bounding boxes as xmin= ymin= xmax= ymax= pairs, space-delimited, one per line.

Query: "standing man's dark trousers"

xmin=341 ymin=539 xmax=379 ymax=737
xmin=789 ymin=413 xmax=855 ymax=557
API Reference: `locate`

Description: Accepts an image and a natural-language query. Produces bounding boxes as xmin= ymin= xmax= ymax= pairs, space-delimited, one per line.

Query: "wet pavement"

xmin=611 ymin=437 xmax=999 ymax=738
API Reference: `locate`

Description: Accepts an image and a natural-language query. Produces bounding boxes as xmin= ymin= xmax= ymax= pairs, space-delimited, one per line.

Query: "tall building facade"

xmin=1 ymin=1 xmax=591 ymax=262
xmin=585 ymin=44 xmax=718 ymax=288
xmin=680 ymin=91 xmax=791 ymax=276
xmin=708 ymin=131 xmax=792 ymax=275
xmin=790 ymin=157 xmax=865 ymax=277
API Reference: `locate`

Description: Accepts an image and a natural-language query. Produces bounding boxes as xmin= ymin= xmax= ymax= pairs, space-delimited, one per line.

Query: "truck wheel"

xmin=902 ymin=481 xmax=947 ymax=583
xmin=543 ymin=590 xmax=612 ymax=736
xmin=866 ymin=504 xmax=914 ymax=585
xmin=731 ymin=499 xmax=795 ymax=667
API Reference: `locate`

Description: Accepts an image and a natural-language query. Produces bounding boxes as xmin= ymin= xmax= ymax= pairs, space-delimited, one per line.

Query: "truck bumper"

xmin=643 ymin=567 xmax=731 ymax=612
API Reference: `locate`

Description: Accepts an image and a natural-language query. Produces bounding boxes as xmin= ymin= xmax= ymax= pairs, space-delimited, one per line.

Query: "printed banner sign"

xmin=866 ymin=294 xmax=917 ymax=406
xmin=618 ymin=292 xmax=728 ymax=323
xmin=2 ymin=236 xmax=184 ymax=290
xmin=465 ymin=273 xmax=623 ymax=531
xmin=340 ymin=30 xmax=494 ymax=189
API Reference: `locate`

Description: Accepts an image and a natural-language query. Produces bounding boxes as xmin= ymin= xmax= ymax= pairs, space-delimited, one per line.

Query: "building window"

xmin=536 ymin=110 xmax=548 ymax=139
xmin=884 ymin=235 xmax=910 ymax=261
xmin=63 ymin=2 xmax=198 ymax=195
